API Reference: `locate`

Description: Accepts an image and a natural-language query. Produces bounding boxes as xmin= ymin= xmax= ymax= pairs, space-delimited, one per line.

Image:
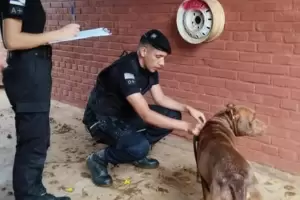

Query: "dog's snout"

xmin=252 ymin=119 xmax=267 ymax=135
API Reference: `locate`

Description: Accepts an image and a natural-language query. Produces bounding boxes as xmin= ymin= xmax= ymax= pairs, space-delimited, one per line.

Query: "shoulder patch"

xmin=124 ymin=73 xmax=135 ymax=80
xmin=10 ymin=0 xmax=26 ymax=6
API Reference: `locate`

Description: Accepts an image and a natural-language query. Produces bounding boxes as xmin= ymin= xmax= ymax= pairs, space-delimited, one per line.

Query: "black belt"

xmin=7 ymin=45 xmax=52 ymax=60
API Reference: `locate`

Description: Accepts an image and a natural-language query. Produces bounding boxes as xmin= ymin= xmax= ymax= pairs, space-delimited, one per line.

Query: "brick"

xmin=168 ymin=56 xmax=195 ymax=65
xmin=219 ymin=32 xmax=232 ymax=41
xmin=257 ymin=43 xmax=293 ymax=54
xmin=238 ymin=72 xmax=270 ymax=84
xmin=272 ymin=55 xmax=292 ymax=65
xmin=284 ymin=33 xmax=300 ymax=43
xmin=290 ymin=56 xmax=300 ymax=66
xmin=289 ymin=130 xmax=300 ymax=143
xmin=50 ymin=2 xmax=62 ymax=8
xmin=270 ymin=117 xmax=300 ymax=132
xmin=265 ymin=33 xmax=283 ymax=42
xmin=280 ymin=99 xmax=298 ymax=111
xmin=255 ymin=105 xmax=289 ymax=118
xmin=225 ymin=42 xmax=256 ymax=52
xmin=255 ymin=85 xmax=289 ymax=98
xmin=279 ymin=148 xmax=298 ymax=161
xmin=267 ymin=156 xmax=300 ymax=175
xmin=266 ymin=126 xmax=289 ymax=139
xmin=274 ymin=12 xmax=300 ymax=22
xmin=248 ymin=32 xmax=266 ymax=42
xmin=240 ymin=52 xmax=272 ymax=64
xmin=247 ymin=94 xmax=263 ymax=104
xmin=225 ymin=22 xmax=254 ymax=31
xmin=160 ymin=79 xmax=179 ymax=89
xmin=292 ymin=23 xmax=300 ymax=33
xmin=294 ymin=45 xmax=300 ymax=54
xmin=231 ymin=91 xmax=247 ymax=101
xmin=241 ymin=12 xmax=273 ymax=21
xmin=205 ymin=59 xmax=254 ymax=72
xmin=225 ymin=80 xmax=254 ymax=92
xmin=209 ymin=68 xmax=237 ymax=80
xmin=198 ymin=94 xmax=224 ymax=105
xmin=197 ymin=76 xmax=226 ymax=88
xmin=170 ymin=89 xmax=198 ymax=100
xmin=254 ymin=64 xmax=289 ymax=75
xmin=174 ymin=74 xmax=197 ymax=84
xmin=272 ymin=76 xmax=300 ymax=90
xmin=255 ymin=1 xmax=293 ymax=11
xmin=204 ymin=87 xmax=231 ymax=98
xmin=271 ymin=136 xmax=300 ymax=153
xmin=185 ymin=100 xmax=210 ymax=111
xmin=232 ymin=32 xmax=248 ymax=41
xmin=261 ymin=144 xmax=278 ymax=156
xmin=256 ymin=23 xmax=293 ymax=32
xmin=225 ymin=12 xmax=240 ymax=21
xmin=209 ymin=50 xmax=239 ymax=61
xmin=226 ymin=3 xmax=255 ymax=12
xmin=289 ymin=112 xmax=300 ymax=122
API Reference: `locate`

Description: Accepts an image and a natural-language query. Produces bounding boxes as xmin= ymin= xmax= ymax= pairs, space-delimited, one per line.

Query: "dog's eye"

xmin=248 ymin=122 xmax=252 ymax=127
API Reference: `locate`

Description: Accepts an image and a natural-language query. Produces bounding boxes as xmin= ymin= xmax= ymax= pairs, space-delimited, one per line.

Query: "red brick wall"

xmin=42 ymin=0 xmax=300 ymax=174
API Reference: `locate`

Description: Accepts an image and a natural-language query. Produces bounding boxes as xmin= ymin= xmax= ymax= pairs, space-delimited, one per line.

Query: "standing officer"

xmin=1 ymin=0 xmax=80 ymax=200
xmin=82 ymin=29 xmax=206 ymax=187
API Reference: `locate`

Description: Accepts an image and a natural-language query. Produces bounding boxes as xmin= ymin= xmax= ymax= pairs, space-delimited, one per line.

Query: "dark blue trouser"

xmin=87 ymin=105 xmax=182 ymax=165
xmin=2 ymin=46 xmax=52 ymax=200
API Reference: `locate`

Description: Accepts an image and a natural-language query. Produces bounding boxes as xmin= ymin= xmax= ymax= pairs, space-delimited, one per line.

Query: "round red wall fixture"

xmin=176 ymin=0 xmax=225 ymax=44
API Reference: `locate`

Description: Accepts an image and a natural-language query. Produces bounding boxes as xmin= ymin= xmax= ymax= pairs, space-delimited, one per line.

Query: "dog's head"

xmin=225 ymin=103 xmax=267 ymax=137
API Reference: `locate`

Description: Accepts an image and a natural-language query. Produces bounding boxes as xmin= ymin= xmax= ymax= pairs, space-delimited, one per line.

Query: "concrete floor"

xmin=0 ymin=89 xmax=300 ymax=200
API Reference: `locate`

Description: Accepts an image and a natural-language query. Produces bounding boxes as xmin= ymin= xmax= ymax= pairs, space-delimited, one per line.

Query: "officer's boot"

xmin=132 ymin=157 xmax=159 ymax=169
xmin=86 ymin=149 xmax=113 ymax=187
xmin=38 ymin=193 xmax=71 ymax=200
xmin=21 ymin=193 xmax=71 ymax=200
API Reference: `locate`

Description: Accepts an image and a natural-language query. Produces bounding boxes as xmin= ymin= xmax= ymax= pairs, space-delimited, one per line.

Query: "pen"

xmin=71 ymin=1 xmax=76 ymax=22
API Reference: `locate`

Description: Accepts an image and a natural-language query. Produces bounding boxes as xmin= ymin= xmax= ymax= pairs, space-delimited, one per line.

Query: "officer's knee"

xmin=126 ymin=139 xmax=150 ymax=160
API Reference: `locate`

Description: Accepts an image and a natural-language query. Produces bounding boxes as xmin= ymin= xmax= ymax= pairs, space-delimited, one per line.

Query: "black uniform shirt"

xmin=0 ymin=0 xmax=46 ymax=42
xmin=83 ymin=51 xmax=159 ymax=125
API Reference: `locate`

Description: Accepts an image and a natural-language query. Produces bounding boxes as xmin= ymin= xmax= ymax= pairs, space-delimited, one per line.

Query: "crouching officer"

xmin=0 ymin=0 xmax=80 ymax=199
xmin=82 ymin=29 xmax=207 ymax=187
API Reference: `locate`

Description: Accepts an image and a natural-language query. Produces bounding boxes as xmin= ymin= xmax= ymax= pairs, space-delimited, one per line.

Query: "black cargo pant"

xmin=2 ymin=45 xmax=52 ymax=200
xmin=87 ymin=105 xmax=182 ymax=164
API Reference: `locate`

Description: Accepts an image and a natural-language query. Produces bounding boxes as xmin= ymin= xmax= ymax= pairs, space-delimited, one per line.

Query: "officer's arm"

xmin=119 ymin=71 xmax=189 ymax=131
xmin=150 ymin=84 xmax=189 ymax=112
xmin=2 ymin=1 xmax=74 ymax=50
xmin=126 ymin=93 xmax=190 ymax=131
xmin=3 ymin=19 xmax=63 ymax=50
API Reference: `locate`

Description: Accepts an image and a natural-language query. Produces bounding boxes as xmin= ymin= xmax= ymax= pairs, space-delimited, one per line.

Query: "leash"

xmin=193 ymin=116 xmax=205 ymax=183
xmin=193 ymin=134 xmax=201 ymax=183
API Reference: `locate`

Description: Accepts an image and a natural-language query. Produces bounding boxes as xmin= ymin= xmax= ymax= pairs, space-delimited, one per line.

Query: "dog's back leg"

xmin=201 ymin=176 xmax=210 ymax=200
xmin=247 ymin=185 xmax=262 ymax=200
xmin=246 ymin=171 xmax=262 ymax=200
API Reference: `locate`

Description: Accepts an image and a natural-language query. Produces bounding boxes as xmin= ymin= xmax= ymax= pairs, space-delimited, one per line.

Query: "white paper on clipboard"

xmin=49 ymin=27 xmax=112 ymax=44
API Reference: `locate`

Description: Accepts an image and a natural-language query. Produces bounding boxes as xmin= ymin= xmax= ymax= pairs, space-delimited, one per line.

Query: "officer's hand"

xmin=187 ymin=123 xmax=203 ymax=136
xmin=58 ymin=23 xmax=80 ymax=39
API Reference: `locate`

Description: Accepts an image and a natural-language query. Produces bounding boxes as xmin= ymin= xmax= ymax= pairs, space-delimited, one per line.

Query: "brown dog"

xmin=193 ymin=103 xmax=267 ymax=200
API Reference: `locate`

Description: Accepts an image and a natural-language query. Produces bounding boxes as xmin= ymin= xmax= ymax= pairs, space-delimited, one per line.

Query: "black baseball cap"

xmin=140 ymin=29 xmax=172 ymax=54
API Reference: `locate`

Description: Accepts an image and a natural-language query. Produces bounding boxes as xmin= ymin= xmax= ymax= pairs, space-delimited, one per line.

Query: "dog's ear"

xmin=226 ymin=103 xmax=240 ymax=120
xmin=226 ymin=103 xmax=235 ymax=109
